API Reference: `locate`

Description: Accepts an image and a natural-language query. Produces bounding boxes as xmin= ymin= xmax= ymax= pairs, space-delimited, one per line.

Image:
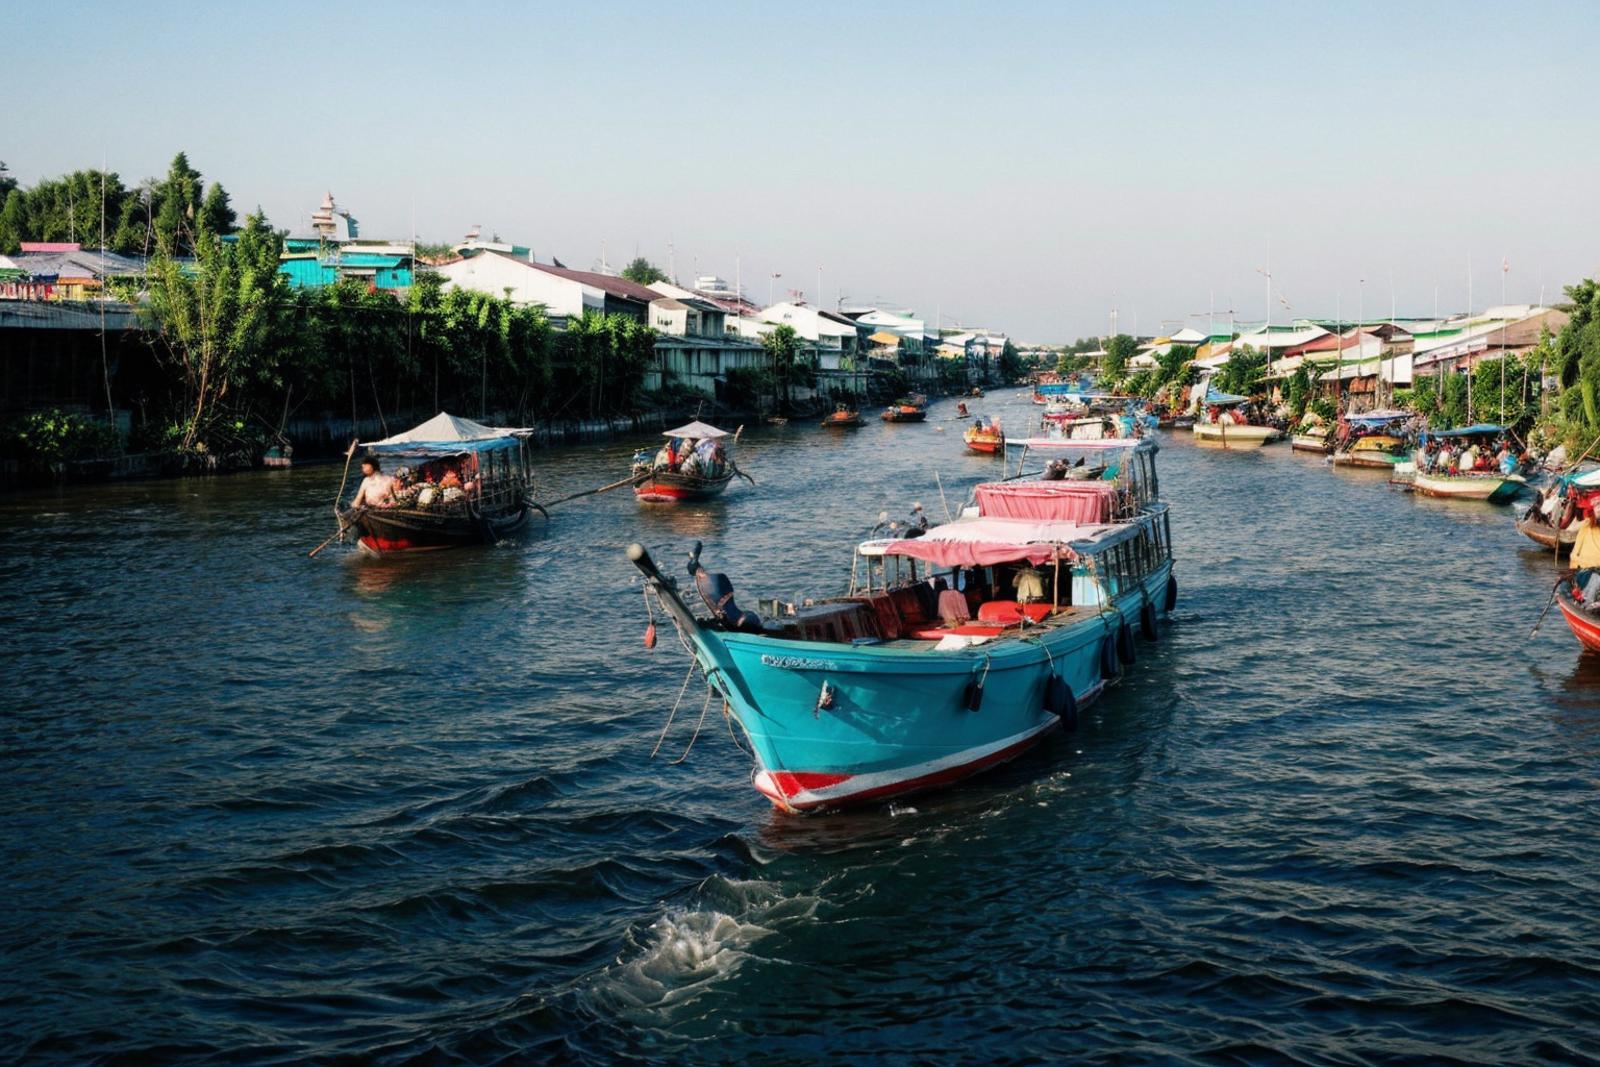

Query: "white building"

xmin=434 ymin=250 xmax=657 ymax=319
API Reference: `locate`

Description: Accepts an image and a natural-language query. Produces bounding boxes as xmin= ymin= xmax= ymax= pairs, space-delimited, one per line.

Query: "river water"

xmin=3 ymin=395 xmax=1598 ymax=1063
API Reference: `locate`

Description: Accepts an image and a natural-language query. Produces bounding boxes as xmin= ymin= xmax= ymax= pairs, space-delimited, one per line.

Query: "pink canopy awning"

xmin=975 ymin=481 xmax=1117 ymax=523
xmin=883 ymin=517 xmax=1084 ymax=569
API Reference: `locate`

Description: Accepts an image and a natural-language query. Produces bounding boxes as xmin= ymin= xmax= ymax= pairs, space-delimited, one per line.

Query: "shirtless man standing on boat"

xmin=351 ymin=455 xmax=397 ymax=509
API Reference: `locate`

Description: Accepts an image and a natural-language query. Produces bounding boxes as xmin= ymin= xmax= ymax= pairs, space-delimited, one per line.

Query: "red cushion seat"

xmin=909 ymin=623 xmax=1007 ymax=640
xmin=977 ymin=600 xmax=1051 ymax=624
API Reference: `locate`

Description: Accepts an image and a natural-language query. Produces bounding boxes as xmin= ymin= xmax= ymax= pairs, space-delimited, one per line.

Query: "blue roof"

xmin=366 ymin=437 xmax=519 ymax=456
xmin=1204 ymin=389 xmax=1248 ymax=405
xmin=1428 ymin=423 xmax=1506 ymax=438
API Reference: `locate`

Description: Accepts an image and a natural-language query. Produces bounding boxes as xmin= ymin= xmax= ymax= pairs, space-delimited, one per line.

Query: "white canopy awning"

xmin=662 ymin=420 xmax=731 ymax=439
xmin=362 ymin=411 xmax=532 ymax=447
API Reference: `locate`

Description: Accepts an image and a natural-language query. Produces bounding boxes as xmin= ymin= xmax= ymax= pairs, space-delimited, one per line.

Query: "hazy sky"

xmin=7 ymin=1 xmax=1597 ymax=340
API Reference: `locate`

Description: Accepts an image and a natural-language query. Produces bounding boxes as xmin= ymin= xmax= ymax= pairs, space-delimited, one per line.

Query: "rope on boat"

xmin=670 ymin=678 xmax=717 ymax=765
xmin=650 ymin=659 xmax=700 ymax=759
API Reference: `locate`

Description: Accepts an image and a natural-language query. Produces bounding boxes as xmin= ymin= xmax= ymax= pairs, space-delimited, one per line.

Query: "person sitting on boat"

xmin=351 ymin=455 xmax=397 ymax=509
xmin=1013 ymin=565 xmax=1046 ymax=604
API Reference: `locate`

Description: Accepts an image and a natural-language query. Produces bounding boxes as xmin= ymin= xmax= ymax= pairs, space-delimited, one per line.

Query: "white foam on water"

xmin=585 ymin=877 xmax=818 ymax=1025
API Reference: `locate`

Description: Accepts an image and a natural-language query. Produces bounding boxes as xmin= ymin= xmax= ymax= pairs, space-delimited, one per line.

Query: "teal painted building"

xmin=278 ymin=251 xmax=414 ymax=290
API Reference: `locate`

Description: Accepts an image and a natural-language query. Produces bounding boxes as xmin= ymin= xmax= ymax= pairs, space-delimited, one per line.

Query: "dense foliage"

xmin=0 ymin=152 xmax=233 ymax=256
xmin=1551 ymin=280 xmax=1600 ymax=449
xmin=0 ymin=409 xmax=121 ymax=474
xmin=621 ymin=257 xmax=668 ymax=285
xmin=1212 ymin=345 xmax=1268 ymax=397
xmin=1102 ymin=333 xmax=1138 ymax=378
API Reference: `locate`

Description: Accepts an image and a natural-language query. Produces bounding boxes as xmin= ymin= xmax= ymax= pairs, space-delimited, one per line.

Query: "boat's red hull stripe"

xmin=753 ymin=680 xmax=1107 ymax=811
xmin=1558 ymin=597 xmax=1600 ymax=651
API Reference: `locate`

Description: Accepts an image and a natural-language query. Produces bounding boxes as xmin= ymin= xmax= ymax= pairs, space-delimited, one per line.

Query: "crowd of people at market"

xmin=1416 ymin=437 xmax=1523 ymax=477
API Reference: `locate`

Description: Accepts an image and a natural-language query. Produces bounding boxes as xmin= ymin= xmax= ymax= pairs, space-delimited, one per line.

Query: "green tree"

xmin=761 ymin=324 xmax=812 ymax=414
xmin=1103 ymin=333 xmax=1137 ymax=378
xmin=997 ymin=339 xmax=1023 ymax=383
xmin=1155 ymin=343 xmax=1194 ymax=388
xmin=0 ymin=189 xmax=26 ymax=254
xmin=621 ymin=256 xmax=667 ymax=285
xmin=142 ymin=209 xmax=287 ymax=453
xmin=0 ymin=161 xmax=15 ymax=201
xmin=1213 ymin=344 xmax=1267 ymax=397
xmin=199 ymin=182 xmax=237 ymax=236
xmin=154 ymin=152 xmax=204 ymax=255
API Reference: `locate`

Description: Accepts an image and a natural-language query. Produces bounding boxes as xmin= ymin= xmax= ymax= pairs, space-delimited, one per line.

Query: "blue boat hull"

xmin=690 ymin=562 xmax=1173 ymax=811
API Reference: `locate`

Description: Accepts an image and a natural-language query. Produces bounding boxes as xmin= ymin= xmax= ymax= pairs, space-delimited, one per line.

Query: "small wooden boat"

xmin=337 ymin=412 xmax=538 ymax=554
xmin=1332 ymin=434 xmax=1409 ymax=469
xmin=882 ymin=396 xmax=928 ymax=422
xmin=1192 ymin=422 xmax=1280 ymax=448
xmin=1517 ymin=506 xmax=1575 ymax=553
xmin=634 ymin=420 xmax=740 ymax=503
xmin=963 ymin=419 xmax=1005 ymax=454
xmin=821 ymin=404 xmax=864 ymax=429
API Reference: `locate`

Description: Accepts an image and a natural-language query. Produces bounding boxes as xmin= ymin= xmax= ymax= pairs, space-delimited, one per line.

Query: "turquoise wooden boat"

xmin=627 ymin=439 xmax=1176 ymax=813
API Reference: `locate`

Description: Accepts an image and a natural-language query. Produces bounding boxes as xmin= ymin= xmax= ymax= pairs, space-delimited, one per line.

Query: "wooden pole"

xmin=540 ymin=469 xmax=651 ymax=507
xmin=309 ymin=507 xmax=364 ymax=558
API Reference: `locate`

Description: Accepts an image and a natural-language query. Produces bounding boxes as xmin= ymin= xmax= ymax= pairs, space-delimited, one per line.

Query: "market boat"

xmin=1332 ymin=434 xmax=1410 ymax=469
xmin=963 ymin=417 xmax=1005 ymax=454
xmin=821 ymin=404 xmax=864 ymax=429
xmin=633 ymin=420 xmax=742 ymax=503
xmin=1191 ymin=390 xmax=1280 ymax=449
xmin=626 ymin=437 xmax=1174 ymax=812
xmin=1399 ymin=468 xmax=1526 ymax=502
xmin=882 ymin=395 xmax=929 ymax=422
xmin=1394 ymin=423 xmax=1526 ymax=503
xmin=337 ymin=412 xmax=539 ymax=554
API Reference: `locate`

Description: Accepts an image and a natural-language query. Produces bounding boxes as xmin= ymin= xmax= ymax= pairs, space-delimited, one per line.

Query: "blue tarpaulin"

xmin=1425 ymin=423 xmax=1506 ymax=438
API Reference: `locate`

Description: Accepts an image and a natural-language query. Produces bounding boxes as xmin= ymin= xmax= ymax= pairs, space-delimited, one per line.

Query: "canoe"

xmin=1192 ymin=422 xmax=1280 ymax=448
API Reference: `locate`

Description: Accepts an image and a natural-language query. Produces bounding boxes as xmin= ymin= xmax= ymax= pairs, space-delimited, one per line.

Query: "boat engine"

xmin=687 ymin=541 xmax=764 ymax=634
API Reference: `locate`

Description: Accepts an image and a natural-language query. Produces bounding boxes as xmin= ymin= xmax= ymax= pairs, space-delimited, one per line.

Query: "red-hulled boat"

xmin=1556 ymin=583 xmax=1600 ymax=651
xmin=633 ymin=420 xmax=742 ymax=503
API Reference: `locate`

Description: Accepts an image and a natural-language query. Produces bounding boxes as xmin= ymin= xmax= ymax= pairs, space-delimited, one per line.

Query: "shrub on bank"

xmin=0 ymin=410 xmax=121 ymax=474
